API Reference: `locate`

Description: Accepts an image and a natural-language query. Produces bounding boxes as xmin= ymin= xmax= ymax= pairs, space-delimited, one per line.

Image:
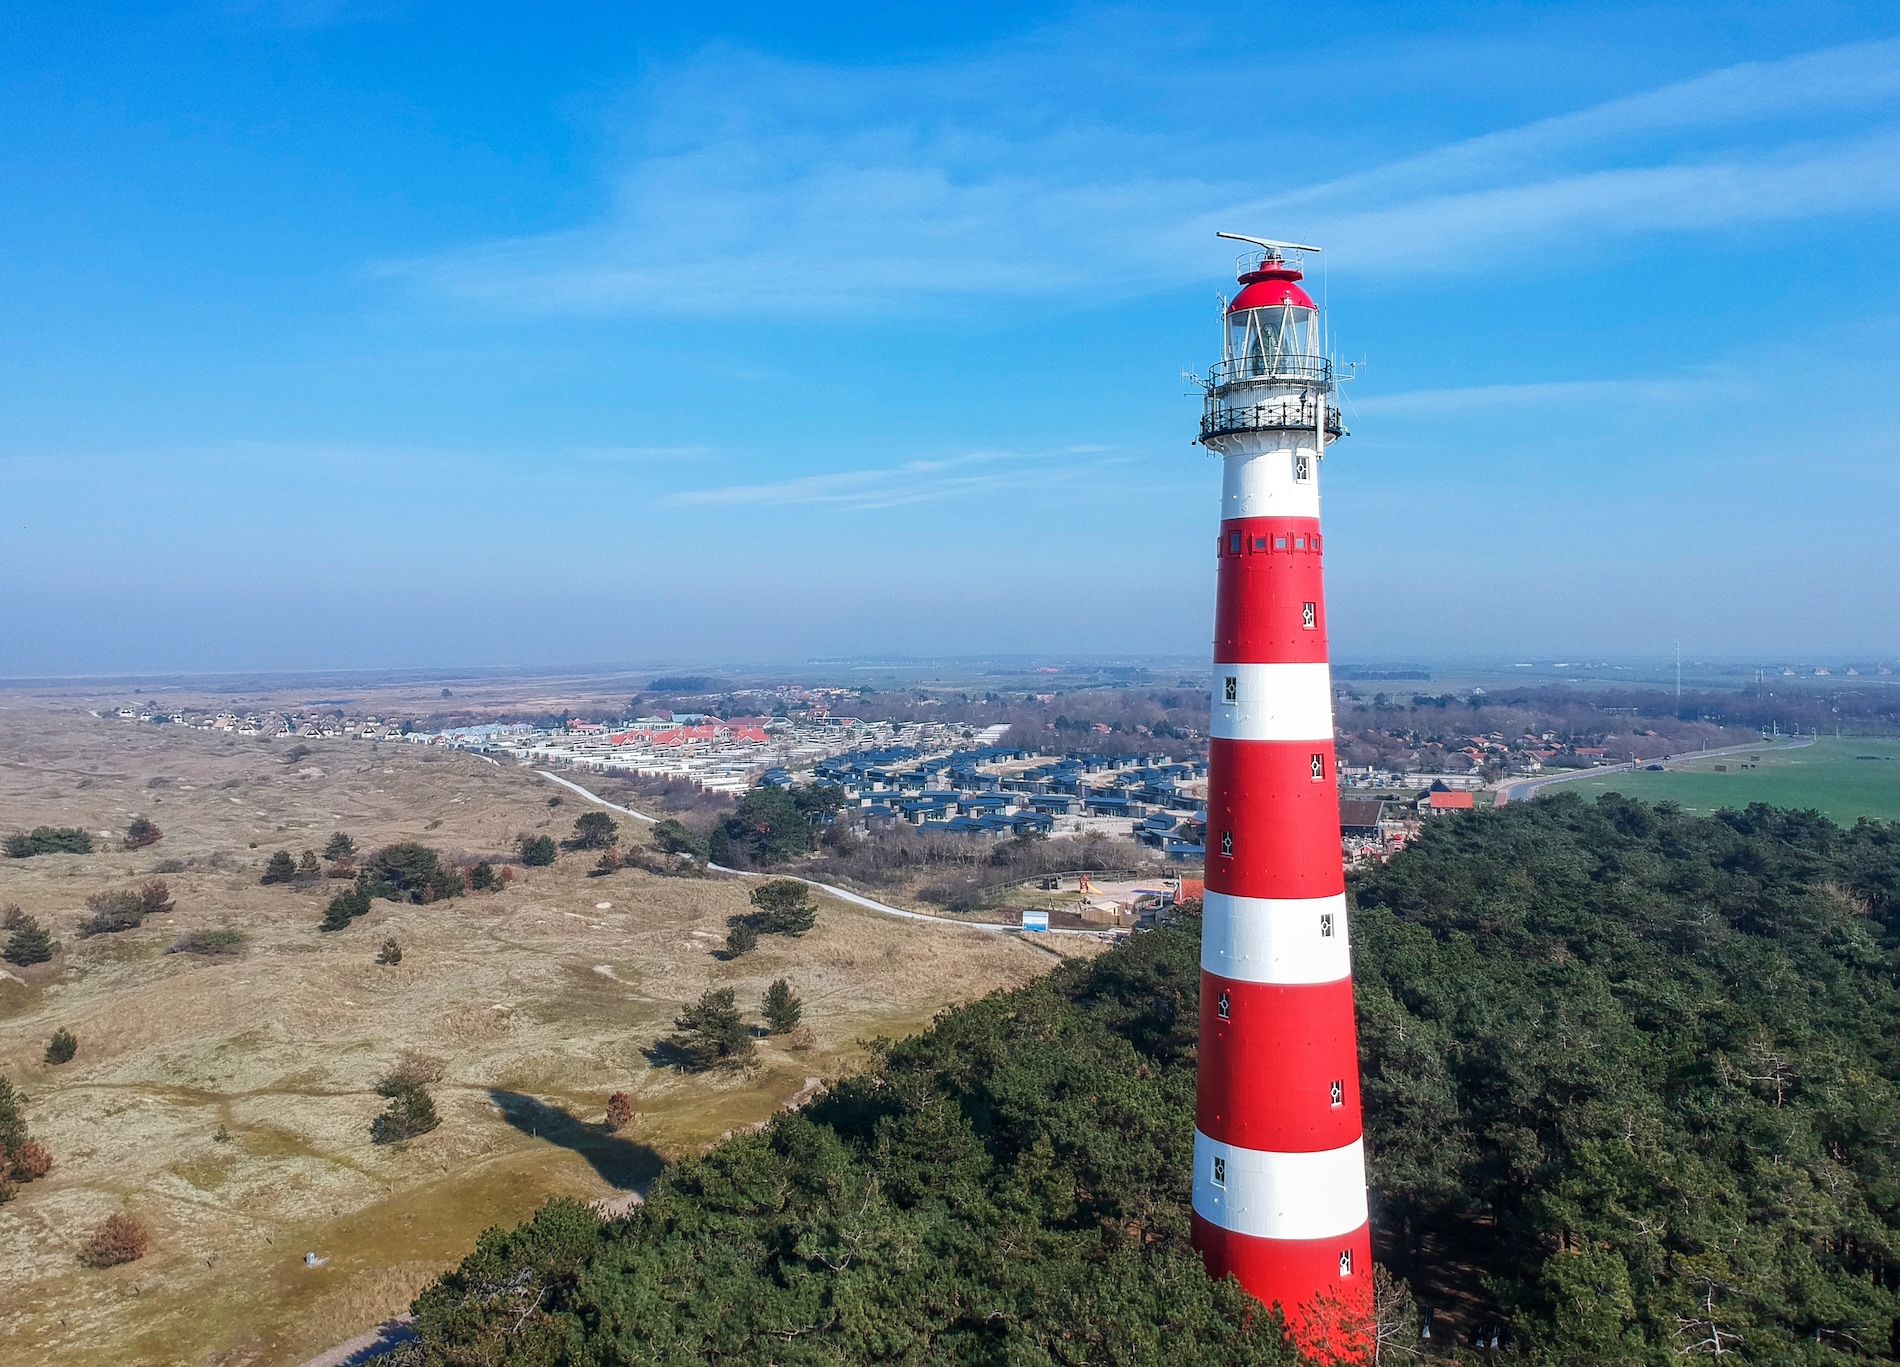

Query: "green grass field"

xmin=1558 ymin=737 xmax=1900 ymax=823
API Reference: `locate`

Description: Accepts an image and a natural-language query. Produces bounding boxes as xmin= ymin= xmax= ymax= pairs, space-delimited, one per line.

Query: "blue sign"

xmin=1021 ymin=908 xmax=1049 ymax=932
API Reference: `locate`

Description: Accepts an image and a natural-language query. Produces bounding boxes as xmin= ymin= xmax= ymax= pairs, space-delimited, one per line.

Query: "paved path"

xmin=1494 ymin=737 xmax=1811 ymax=805
xmin=296 ymin=1314 xmax=415 ymax=1367
xmin=534 ymin=769 xmax=1113 ymax=937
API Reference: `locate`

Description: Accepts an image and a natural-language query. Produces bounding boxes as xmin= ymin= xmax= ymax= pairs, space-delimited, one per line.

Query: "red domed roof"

xmin=1227 ymin=262 xmax=1315 ymax=313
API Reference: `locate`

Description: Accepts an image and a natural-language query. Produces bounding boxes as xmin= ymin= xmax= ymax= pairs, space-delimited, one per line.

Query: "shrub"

xmin=78 ymin=891 xmax=145 ymax=937
xmin=660 ymin=988 xmax=754 ymax=1071
xmin=167 ymin=929 xmax=241 ymax=956
xmin=376 ymin=938 xmax=403 ymax=965
xmin=122 ymin=816 xmax=162 ymax=850
xmin=605 ymin=1092 xmax=633 ymax=1131
xmin=44 ymin=1029 xmax=77 ymax=1065
xmin=590 ymin=849 xmax=623 ymax=877
xmin=80 ymin=1213 xmax=149 ymax=1266
xmin=260 ymin=850 xmax=297 ymax=885
xmin=3 ymin=913 xmax=57 ymax=966
xmin=4 ymin=827 xmax=93 ymax=858
xmin=323 ymin=832 xmax=357 ymax=861
xmin=138 ymin=880 xmax=174 ymax=915
xmin=569 ymin=811 xmax=618 ymax=850
xmin=749 ymin=879 xmax=817 ymax=936
xmin=9 ymin=1138 xmax=52 ymax=1180
xmin=382 ymin=1050 xmax=446 ymax=1089
xmin=468 ymin=862 xmax=499 ymax=892
xmin=761 ymin=978 xmax=803 ymax=1035
xmin=362 ymin=844 xmax=464 ymax=903
xmin=517 ymin=835 xmax=557 ymax=867
xmin=295 ymin=850 xmax=322 ymax=883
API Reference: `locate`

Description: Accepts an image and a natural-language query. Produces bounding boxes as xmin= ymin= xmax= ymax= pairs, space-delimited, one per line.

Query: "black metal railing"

xmin=1207 ymin=355 xmax=1332 ymax=386
xmin=1201 ymin=397 xmax=1346 ymax=442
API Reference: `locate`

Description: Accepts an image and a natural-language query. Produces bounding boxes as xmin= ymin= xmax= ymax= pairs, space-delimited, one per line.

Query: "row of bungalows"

xmin=1134 ymin=810 xmax=1210 ymax=862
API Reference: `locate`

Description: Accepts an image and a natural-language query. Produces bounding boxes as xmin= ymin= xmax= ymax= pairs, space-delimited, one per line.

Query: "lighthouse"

xmin=1191 ymin=235 xmax=1372 ymax=1348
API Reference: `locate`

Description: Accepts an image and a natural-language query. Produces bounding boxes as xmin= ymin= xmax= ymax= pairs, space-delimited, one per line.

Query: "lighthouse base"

xmin=1192 ymin=1213 xmax=1375 ymax=1361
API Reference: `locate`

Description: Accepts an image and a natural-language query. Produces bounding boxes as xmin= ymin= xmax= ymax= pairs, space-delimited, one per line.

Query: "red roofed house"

xmin=1420 ymin=790 xmax=1475 ymax=815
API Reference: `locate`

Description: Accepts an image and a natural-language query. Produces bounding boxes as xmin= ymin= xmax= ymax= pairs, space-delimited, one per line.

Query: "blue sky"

xmin=4 ymin=1 xmax=1898 ymax=675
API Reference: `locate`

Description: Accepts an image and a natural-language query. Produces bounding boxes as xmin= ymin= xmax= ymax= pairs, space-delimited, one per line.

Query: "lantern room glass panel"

xmin=1226 ymin=304 xmax=1317 ymax=376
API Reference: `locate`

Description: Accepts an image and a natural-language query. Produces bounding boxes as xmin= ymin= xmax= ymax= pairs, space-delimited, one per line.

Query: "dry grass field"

xmin=0 ymin=695 xmax=1070 ymax=1366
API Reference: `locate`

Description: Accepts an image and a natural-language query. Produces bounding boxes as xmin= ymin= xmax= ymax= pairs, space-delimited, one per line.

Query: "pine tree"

xmin=725 ymin=922 xmax=758 ymax=958
xmin=261 ymin=850 xmax=297 ymax=885
xmin=0 ymin=1076 xmax=27 ymax=1153
xmin=3 ymin=914 xmax=57 ymax=966
xmin=750 ymin=879 xmax=817 ymax=936
xmin=662 ymin=988 xmax=754 ymax=1070
xmin=517 ymin=835 xmax=557 ymax=867
xmin=319 ymin=886 xmax=371 ymax=931
xmin=44 ymin=1028 xmax=76 ymax=1065
xmin=370 ymin=1082 xmax=440 ymax=1142
xmin=376 ymin=938 xmax=402 ymax=964
xmin=571 ymin=811 xmax=618 ymax=850
xmin=762 ymin=978 xmax=803 ymax=1034
xmin=296 ymin=850 xmax=322 ymax=881
xmin=469 ymin=862 xmax=498 ymax=891
xmin=323 ymin=831 xmax=357 ymax=861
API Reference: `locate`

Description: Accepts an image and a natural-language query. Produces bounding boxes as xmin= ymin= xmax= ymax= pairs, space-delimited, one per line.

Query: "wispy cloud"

xmin=384 ymin=31 xmax=1900 ymax=317
xmin=668 ymin=448 xmax=1129 ymax=512
xmin=1352 ymin=376 xmax=1737 ymax=417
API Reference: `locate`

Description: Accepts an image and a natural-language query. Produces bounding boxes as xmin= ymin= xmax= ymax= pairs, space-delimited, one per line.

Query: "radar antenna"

xmin=1216 ymin=231 xmax=1322 ymax=254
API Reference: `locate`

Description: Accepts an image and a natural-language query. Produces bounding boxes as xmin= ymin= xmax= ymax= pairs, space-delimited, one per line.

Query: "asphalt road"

xmin=535 ymin=769 xmax=1115 ymax=937
xmin=1493 ymin=736 xmax=1812 ymax=806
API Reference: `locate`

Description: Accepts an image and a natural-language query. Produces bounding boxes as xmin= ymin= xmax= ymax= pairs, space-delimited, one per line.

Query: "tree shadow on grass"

xmin=487 ymin=1090 xmax=664 ymax=1193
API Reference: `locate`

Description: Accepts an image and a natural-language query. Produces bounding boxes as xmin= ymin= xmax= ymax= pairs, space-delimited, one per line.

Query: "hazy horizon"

xmin=5 ymin=1 xmax=1899 ymax=675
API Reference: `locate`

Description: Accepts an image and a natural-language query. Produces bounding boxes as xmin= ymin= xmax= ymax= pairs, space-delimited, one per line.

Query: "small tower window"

xmin=1302 ymin=601 xmax=1317 ymax=630
xmin=1320 ymin=912 xmax=1335 ymax=938
xmin=1223 ymin=676 xmax=1237 ymax=703
xmin=1339 ymin=1249 xmax=1354 ymax=1277
xmin=1253 ymin=536 xmax=1268 ymax=551
xmin=1274 ymin=536 xmax=1287 ymax=549
xmin=1330 ymin=1079 xmax=1345 ymax=1107
xmin=1310 ymin=753 xmax=1325 ymax=782
xmin=1228 ymin=531 xmax=1242 ymax=555
xmin=1295 ymin=535 xmax=1306 ymax=549
xmin=1294 ymin=453 xmax=1311 ymax=482
xmin=1220 ymin=830 xmax=1234 ymax=857
xmin=1212 ymin=1156 xmax=1227 ymax=1186
xmin=1217 ymin=989 xmax=1231 ymax=1021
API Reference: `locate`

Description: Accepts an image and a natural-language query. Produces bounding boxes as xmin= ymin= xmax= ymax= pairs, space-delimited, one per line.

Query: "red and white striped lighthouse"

xmin=1191 ymin=235 xmax=1371 ymax=1349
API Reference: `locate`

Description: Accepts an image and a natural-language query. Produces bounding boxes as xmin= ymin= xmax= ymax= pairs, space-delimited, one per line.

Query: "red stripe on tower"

xmin=1192 ymin=236 xmax=1371 ymax=1358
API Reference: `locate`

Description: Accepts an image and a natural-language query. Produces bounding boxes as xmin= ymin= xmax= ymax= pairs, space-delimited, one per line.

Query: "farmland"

xmin=1557 ymin=736 xmax=1900 ymax=822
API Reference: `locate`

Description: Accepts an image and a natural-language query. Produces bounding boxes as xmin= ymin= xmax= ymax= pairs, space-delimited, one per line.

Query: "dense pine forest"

xmin=386 ymin=794 xmax=1900 ymax=1365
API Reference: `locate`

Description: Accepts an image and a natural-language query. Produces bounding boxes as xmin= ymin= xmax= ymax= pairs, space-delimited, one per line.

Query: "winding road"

xmin=534 ymin=769 xmax=1114 ymax=937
